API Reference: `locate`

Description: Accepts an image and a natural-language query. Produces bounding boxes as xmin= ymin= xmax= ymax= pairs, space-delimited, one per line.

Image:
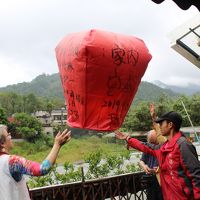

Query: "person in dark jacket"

xmin=139 ymin=130 xmax=163 ymax=200
xmin=115 ymin=111 xmax=200 ymax=200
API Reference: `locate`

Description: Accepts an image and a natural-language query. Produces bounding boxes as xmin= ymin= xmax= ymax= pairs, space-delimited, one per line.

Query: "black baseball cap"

xmin=155 ymin=111 xmax=182 ymax=130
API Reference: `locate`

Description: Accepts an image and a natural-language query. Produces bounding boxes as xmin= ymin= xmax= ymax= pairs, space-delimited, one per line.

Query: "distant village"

xmin=33 ymin=108 xmax=200 ymax=143
xmin=33 ymin=108 xmax=67 ymax=135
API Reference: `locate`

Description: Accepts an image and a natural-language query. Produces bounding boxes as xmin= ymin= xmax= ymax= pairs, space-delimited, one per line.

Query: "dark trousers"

xmin=141 ymin=174 xmax=163 ymax=200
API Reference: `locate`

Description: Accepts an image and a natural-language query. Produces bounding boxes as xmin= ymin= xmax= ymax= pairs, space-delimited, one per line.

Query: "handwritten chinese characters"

xmin=112 ymin=45 xmax=139 ymax=66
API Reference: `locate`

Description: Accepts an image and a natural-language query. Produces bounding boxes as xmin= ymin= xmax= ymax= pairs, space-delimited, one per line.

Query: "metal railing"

xmin=30 ymin=172 xmax=147 ymax=200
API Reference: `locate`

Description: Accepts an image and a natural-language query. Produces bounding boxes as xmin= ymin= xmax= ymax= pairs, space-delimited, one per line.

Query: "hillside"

xmin=133 ymin=81 xmax=177 ymax=104
xmin=0 ymin=73 xmax=178 ymax=102
xmin=0 ymin=73 xmax=63 ymax=99
xmin=153 ymin=80 xmax=200 ymax=95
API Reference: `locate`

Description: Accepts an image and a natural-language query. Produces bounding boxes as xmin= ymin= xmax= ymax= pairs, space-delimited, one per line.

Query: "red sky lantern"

xmin=55 ymin=29 xmax=152 ymax=131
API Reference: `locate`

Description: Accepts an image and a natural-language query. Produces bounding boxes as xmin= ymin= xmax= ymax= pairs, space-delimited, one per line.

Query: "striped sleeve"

xmin=9 ymin=155 xmax=52 ymax=182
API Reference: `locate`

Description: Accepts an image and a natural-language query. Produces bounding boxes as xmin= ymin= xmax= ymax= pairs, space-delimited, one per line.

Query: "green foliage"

xmin=0 ymin=91 xmax=64 ymax=116
xmin=122 ymin=102 xmax=152 ymax=131
xmin=23 ymin=93 xmax=40 ymax=113
xmin=0 ymin=73 xmax=199 ymax=130
xmin=133 ymin=81 xmax=177 ymax=105
xmin=0 ymin=74 xmax=64 ymax=100
xmin=18 ymin=127 xmax=38 ymax=142
xmin=28 ymin=162 xmax=83 ymax=188
xmin=0 ymin=92 xmax=42 ymax=115
xmin=172 ymin=95 xmax=191 ymax=127
xmin=10 ymin=113 xmax=44 ymax=142
xmin=28 ymin=173 xmax=54 ymax=188
xmin=125 ymin=163 xmax=140 ymax=173
xmin=0 ymin=107 xmax=8 ymax=124
xmin=52 ymin=124 xmax=69 ymax=136
xmin=84 ymin=149 xmax=109 ymax=178
xmin=122 ymin=94 xmax=200 ymax=132
xmin=62 ymin=162 xmax=82 ymax=182
xmin=156 ymin=94 xmax=173 ymax=115
xmin=11 ymin=140 xmax=53 ymax=160
xmin=11 ymin=136 xmax=126 ymax=164
xmin=106 ymin=154 xmax=124 ymax=170
xmin=0 ymin=74 xmax=178 ymax=111
xmin=41 ymin=134 xmax=54 ymax=147
xmin=28 ymin=149 xmax=140 ymax=188
xmin=0 ymin=92 xmax=21 ymax=116
xmin=189 ymin=95 xmax=200 ymax=126
xmin=12 ymin=136 xmax=140 ymax=189
xmin=84 ymin=149 xmax=137 ymax=179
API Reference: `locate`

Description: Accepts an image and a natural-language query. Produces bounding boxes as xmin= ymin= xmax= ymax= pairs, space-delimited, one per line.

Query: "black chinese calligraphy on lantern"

xmin=55 ymin=29 xmax=152 ymax=131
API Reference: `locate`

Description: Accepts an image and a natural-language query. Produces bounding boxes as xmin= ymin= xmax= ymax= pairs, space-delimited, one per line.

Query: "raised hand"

xmin=114 ymin=130 xmax=129 ymax=140
xmin=46 ymin=129 xmax=71 ymax=165
xmin=55 ymin=129 xmax=71 ymax=146
xmin=149 ymin=103 xmax=156 ymax=121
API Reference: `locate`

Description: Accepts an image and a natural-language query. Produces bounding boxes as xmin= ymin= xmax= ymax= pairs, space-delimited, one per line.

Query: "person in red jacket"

xmin=115 ymin=111 xmax=200 ymax=200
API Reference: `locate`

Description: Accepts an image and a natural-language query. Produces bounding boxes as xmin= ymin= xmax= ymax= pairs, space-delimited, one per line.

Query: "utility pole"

xmin=61 ymin=107 xmax=65 ymax=131
xmin=181 ymin=100 xmax=200 ymax=144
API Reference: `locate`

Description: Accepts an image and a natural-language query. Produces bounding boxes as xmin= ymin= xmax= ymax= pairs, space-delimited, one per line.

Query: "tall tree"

xmin=10 ymin=113 xmax=43 ymax=142
xmin=122 ymin=101 xmax=152 ymax=131
xmin=0 ymin=107 xmax=8 ymax=125
xmin=187 ymin=95 xmax=200 ymax=126
xmin=172 ymin=95 xmax=191 ymax=127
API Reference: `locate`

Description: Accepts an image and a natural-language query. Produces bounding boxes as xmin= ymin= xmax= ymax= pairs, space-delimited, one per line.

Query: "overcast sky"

xmin=0 ymin=0 xmax=199 ymax=87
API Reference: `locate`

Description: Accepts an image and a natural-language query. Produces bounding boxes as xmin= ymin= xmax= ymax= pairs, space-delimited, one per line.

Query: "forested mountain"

xmin=153 ymin=80 xmax=200 ymax=95
xmin=0 ymin=73 xmax=178 ymax=102
xmin=133 ymin=81 xmax=177 ymax=104
xmin=0 ymin=73 xmax=63 ymax=99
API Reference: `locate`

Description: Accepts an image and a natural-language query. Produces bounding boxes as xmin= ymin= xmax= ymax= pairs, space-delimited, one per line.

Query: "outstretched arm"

xmin=115 ymin=130 xmax=157 ymax=157
xmin=45 ymin=129 xmax=71 ymax=165
xmin=9 ymin=129 xmax=71 ymax=182
xmin=115 ymin=130 xmax=130 ymax=141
